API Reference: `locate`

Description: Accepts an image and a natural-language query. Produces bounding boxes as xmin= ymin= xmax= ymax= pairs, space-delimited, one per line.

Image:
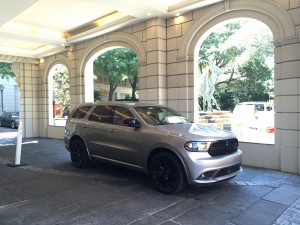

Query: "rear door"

xmin=84 ymin=105 xmax=114 ymax=157
xmin=83 ymin=105 xmax=143 ymax=167
xmin=106 ymin=106 xmax=143 ymax=166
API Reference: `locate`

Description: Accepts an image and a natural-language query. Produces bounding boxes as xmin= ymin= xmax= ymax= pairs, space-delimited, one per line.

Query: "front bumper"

xmin=184 ymin=149 xmax=243 ymax=185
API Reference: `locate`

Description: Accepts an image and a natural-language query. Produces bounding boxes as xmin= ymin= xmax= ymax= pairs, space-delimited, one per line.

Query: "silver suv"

xmin=64 ymin=102 xmax=242 ymax=193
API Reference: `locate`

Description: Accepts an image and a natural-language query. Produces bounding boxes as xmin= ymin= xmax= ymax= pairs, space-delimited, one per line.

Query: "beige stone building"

xmin=1 ymin=0 xmax=300 ymax=174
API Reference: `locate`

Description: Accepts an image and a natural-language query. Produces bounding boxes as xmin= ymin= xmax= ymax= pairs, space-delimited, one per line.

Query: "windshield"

xmin=134 ymin=106 xmax=191 ymax=125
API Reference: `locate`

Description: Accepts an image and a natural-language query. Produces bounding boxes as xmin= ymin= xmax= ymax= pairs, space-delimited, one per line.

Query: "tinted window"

xmin=72 ymin=106 xmax=92 ymax=119
xmin=113 ymin=106 xmax=134 ymax=126
xmin=89 ymin=105 xmax=114 ymax=124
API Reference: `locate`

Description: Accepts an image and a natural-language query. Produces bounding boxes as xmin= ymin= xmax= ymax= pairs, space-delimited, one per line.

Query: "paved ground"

xmin=0 ymin=126 xmax=300 ymax=225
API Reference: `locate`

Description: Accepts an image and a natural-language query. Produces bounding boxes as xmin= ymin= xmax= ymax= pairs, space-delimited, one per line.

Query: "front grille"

xmin=215 ymin=164 xmax=241 ymax=178
xmin=197 ymin=163 xmax=241 ymax=180
xmin=208 ymin=138 xmax=238 ymax=156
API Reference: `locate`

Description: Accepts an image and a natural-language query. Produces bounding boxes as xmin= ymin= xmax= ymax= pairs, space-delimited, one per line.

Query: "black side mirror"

xmin=123 ymin=118 xmax=140 ymax=128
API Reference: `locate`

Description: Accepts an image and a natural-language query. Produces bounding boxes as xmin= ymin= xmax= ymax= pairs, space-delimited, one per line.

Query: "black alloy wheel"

xmin=149 ymin=152 xmax=186 ymax=194
xmin=70 ymin=139 xmax=90 ymax=168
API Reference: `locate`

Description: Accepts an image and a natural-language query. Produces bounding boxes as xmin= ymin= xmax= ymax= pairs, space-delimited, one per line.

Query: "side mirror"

xmin=123 ymin=118 xmax=140 ymax=128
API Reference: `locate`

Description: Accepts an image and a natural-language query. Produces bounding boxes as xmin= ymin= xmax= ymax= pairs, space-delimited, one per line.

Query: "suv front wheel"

xmin=70 ymin=139 xmax=91 ymax=168
xmin=149 ymin=152 xmax=186 ymax=194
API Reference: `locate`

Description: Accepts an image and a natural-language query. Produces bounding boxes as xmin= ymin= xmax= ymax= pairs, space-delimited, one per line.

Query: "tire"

xmin=70 ymin=139 xmax=91 ymax=168
xmin=149 ymin=152 xmax=187 ymax=194
xmin=11 ymin=121 xmax=16 ymax=129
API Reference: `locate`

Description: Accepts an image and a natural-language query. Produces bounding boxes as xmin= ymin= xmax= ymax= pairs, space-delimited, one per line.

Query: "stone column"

xmin=274 ymin=37 xmax=300 ymax=173
xmin=166 ymin=13 xmax=196 ymax=121
xmin=12 ymin=61 xmax=40 ymax=138
xmin=139 ymin=18 xmax=167 ymax=104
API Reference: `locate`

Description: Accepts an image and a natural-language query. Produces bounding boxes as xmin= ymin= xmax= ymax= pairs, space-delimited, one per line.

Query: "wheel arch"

xmin=147 ymin=148 xmax=189 ymax=179
xmin=11 ymin=120 xmax=17 ymax=128
xmin=69 ymin=135 xmax=91 ymax=160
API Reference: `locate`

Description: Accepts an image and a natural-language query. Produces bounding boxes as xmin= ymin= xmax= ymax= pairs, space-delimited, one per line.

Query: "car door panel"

xmin=106 ymin=124 xmax=143 ymax=166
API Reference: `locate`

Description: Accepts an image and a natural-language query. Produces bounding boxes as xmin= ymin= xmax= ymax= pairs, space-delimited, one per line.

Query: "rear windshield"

xmin=134 ymin=106 xmax=190 ymax=125
xmin=11 ymin=113 xmax=19 ymax=117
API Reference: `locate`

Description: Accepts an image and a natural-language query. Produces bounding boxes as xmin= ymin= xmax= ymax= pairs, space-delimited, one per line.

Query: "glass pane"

xmin=89 ymin=105 xmax=114 ymax=124
xmin=113 ymin=106 xmax=134 ymax=126
xmin=72 ymin=106 xmax=92 ymax=119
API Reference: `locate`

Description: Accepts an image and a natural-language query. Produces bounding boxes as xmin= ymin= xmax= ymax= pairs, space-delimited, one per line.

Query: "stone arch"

xmin=178 ymin=0 xmax=296 ymax=59
xmin=43 ymin=54 xmax=71 ymax=83
xmin=42 ymin=55 xmax=71 ymax=126
xmin=77 ymin=32 xmax=146 ymax=102
xmin=79 ymin=32 xmax=146 ymax=72
xmin=176 ymin=0 xmax=296 ymax=123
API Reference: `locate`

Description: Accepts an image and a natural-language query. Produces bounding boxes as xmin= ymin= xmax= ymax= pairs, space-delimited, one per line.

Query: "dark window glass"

xmin=89 ymin=105 xmax=114 ymax=124
xmin=255 ymin=104 xmax=265 ymax=111
xmin=72 ymin=106 xmax=92 ymax=119
xmin=113 ymin=107 xmax=134 ymax=126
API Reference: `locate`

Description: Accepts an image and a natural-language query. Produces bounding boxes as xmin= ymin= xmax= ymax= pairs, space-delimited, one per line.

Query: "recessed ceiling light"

xmin=147 ymin=12 xmax=152 ymax=16
xmin=176 ymin=13 xmax=181 ymax=17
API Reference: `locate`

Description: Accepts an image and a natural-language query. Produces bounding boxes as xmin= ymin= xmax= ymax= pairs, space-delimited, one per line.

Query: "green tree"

xmin=199 ymin=20 xmax=274 ymax=111
xmin=216 ymin=34 xmax=274 ymax=110
xmin=94 ymin=49 xmax=125 ymax=101
xmin=198 ymin=22 xmax=244 ymax=110
xmin=93 ymin=48 xmax=138 ymax=101
xmin=0 ymin=62 xmax=15 ymax=79
xmin=199 ymin=22 xmax=243 ymax=74
xmin=123 ymin=50 xmax=138 ymax=100
xmin=53 ymin=65 xmax=70 ymax=114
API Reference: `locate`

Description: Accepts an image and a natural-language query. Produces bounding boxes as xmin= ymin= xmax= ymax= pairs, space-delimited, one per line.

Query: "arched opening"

xmin=84 ymin=47 xmax=139 ymax=103
xmin=0 ymin=62 xmax=19 ymax=114
xmin=0 ymin=62 xmax=20 ymax=130
xmin=48 ymin=64 xmax=70 ymax=126
xmin=195 ymin=18 xmax=274 ymax=144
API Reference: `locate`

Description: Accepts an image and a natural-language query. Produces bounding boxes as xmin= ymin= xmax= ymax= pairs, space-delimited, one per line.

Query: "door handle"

xmin=109 ymin=129 xmax=116 ymax=133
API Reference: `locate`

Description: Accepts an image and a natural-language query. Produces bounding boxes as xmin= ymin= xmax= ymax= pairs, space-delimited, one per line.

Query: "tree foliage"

xmin=93 ymin=48 xmax=138 ymax=101
xmin=0 ymin=62 xmax=15 ymax=79
xmin=198 ymin=20 xmax=274 ymax=111
xmin=123 ymin=50 xmax=139 ymax=100
xmin=53 ymin=65 xmax=70 ymax=113
xmin=199 ymin=22 xmax=243 ymax=74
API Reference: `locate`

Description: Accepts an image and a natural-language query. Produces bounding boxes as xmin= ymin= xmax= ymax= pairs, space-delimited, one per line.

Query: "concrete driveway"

xmin=0 ymin=128 xmax=299 ymax=225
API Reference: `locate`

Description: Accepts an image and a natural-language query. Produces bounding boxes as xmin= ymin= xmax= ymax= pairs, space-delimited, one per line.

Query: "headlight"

xmin=184 ymin=141 xmax=211 ymax=152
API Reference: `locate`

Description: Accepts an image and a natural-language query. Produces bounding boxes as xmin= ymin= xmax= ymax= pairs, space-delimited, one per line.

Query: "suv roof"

xmin=75 ymin=101 xmax=163 ymax=107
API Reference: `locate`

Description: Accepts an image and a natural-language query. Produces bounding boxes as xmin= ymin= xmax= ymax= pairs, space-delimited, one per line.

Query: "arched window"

xmin=195 ymin=18 xmax=274 ymax=144
xmin=48 ymin=64 xmax=70 ymax=126
xmin=84 ymin=47 xmax=139 ymax=103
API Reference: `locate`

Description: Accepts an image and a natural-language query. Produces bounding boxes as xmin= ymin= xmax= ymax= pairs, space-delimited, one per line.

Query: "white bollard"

xmin=7 ymin=121 xmax=26 ymax=167
xmin=15 ymin=121 xmax=23 ymax=165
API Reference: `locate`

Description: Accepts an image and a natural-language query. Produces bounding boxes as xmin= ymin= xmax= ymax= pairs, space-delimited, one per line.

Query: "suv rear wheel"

xmin=149 ymin=152 xmax=186 ymax=194
xmin=70 ymin=139 xmax=90 ymax=168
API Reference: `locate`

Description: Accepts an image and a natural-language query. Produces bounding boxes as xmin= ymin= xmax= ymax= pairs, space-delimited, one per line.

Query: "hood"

xmin=155 ymin=123 xmax=235 ymax=141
